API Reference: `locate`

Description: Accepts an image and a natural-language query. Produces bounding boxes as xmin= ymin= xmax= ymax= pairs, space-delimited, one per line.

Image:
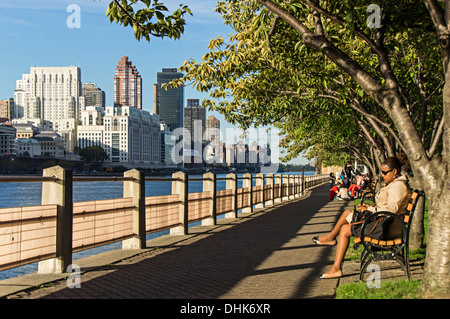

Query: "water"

xmin=0 ymin=171 xmax=314 ymax=280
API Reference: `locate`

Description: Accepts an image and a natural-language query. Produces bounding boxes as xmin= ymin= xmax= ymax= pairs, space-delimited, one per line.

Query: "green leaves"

xmin=107 ymin=0 xmax=192 ymax=42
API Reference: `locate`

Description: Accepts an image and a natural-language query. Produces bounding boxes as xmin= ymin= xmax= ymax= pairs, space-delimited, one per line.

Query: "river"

xmin=0 ymin=172 xmax=314 ymax=280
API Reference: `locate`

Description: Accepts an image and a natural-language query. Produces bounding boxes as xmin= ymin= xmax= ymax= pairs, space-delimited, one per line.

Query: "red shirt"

xmin=329 ymin=186 xmax=339 ymax=200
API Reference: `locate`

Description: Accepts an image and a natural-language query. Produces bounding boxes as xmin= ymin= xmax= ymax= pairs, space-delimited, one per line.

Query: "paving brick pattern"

xmin=5 ymin=185 xmax=356 ymax=299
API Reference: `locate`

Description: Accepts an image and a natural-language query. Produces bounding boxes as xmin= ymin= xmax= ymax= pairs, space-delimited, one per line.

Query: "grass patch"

xmin=335 ymin=279 xmax=421 ymax=299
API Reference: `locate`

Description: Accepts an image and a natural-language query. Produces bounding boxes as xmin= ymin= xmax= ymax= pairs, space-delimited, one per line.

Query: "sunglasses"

xmin=381 ymin=169 xmax=393 ymax=175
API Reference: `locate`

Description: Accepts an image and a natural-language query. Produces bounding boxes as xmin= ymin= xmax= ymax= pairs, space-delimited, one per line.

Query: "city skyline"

xmin=0 ymin=0 xmax=308 ymax=165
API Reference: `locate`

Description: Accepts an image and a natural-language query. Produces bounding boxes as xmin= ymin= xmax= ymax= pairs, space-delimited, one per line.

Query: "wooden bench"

xmin=353 ymin=189 xmax=425 ymax=281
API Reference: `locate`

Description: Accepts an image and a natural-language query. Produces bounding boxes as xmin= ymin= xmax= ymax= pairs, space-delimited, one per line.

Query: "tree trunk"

xmin=409 ymin=195 xmax=425 ymax=249
xmin=408 ymin=177 xmax=425 ymax=249
xmin=420 ymin=56 xmax=450 ymax=298
xmin=421 ymin=188 xmax=450 ymax=298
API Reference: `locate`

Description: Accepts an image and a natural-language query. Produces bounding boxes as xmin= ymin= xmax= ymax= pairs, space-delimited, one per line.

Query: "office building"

xmin=77 ymin=106 xmax=104 ymax=149
xmin=82 ymin=83 xmax=106 ymax=109
xmin=0 ymin=124 xmax=16 ymax=155
xmin=206 ymin=115 xmax=220 ymax=142
xmin=15 ymin=138 xmax=41 ymax=157
xmin=0 ymin=99 xmax=15 ymax=120
xmin=15 ymin=67 xmax=83 ymax=121
xmin=184 ymin=99 xmax=206 ymax=146
xmin=114 ymin=56 xmax=142 ymax=109
xmin=14 ymin=67 xmax=84 ymax=153
xmin=77 ymin=106 xmax=161 ymax=166
xmin=13 ymin=122 xmax=39 ymax=139
xmin=154 ymin=68 xmax=184 ymax=131
xmin=34 ymin=131 xmax=65 ymax=158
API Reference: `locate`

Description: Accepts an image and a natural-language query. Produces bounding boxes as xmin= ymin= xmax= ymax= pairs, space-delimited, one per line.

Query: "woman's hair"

xmin=382 ymin=156 xmax=405 ymax=173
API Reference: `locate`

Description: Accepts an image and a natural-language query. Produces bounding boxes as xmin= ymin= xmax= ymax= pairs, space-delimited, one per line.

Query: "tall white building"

xmin=14 ymin=67 xmax=84 ymax=152
xmin=77 ymin=106 xmax=161 ymax=166
xmin=15 ymin=67 xmax=83 ymax=121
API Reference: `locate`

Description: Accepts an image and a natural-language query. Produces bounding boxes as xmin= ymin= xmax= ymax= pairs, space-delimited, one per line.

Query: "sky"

xmin=0 ymin=0 xmax=309 ymax=165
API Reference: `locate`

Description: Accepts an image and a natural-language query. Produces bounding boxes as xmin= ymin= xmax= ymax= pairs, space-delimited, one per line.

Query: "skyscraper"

xmin=114 ymin=56 xmax=142 ymax=109
xmin=184 ymin=99 xmax=206 ymax=146
xmin=82 ymin=83 xmax=106 ymax=109
xmin=154 ymin=68 xmax=184 ymax=131
xmin=13 ymin=66 xmax=83 ymax=152
xmin=206 ymin=115 xmax=220 ymax=142
xmin=15 ymin=66 xmax=82 ymax=121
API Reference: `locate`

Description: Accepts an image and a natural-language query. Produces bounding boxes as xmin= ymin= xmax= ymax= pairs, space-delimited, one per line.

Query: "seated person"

xmin=329 ymin=182 xmax=342 ymax=200
xmin=312 ymin=156 xmax=411 ymax=279
xmin=348 ymin=173 xmax=363 ymax=198
xmin=337 ymin=185 xmax=351 ymax=201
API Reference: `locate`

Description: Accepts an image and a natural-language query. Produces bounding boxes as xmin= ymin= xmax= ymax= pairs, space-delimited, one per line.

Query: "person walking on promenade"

xmin=312 ymin=156 xmax=411 ymax=279
xmin=340 ymin=161 xmax=355 ymax=188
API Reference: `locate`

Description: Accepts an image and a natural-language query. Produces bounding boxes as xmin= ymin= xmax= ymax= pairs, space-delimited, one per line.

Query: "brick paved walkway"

xmin=5 ymin=184 xmax=350 ymax=300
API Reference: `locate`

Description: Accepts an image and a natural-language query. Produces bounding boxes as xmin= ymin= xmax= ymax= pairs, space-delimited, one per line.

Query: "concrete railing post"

xmin=294 ymin=175 xmax=300 ymax=198
xmin=122 ymin=169 xmax=146 ymax=249
xmin=274 ymin=174 xmax=282 ymax=204
xmin=282 ymin=174 xmax=289 ymax=201
xmin=38 ymin=166 xmax=73 ymax=274
xmin=265 ymin=174 xmax=274 ymax=207
xmin=301 ymin=170 xmax=305 ymax=196
xmin=288 ymin=175 xmax=294 ymax=200
xmin=255 ymin=173 xmax=265 ymax=209
xmin=225 ymin=173 xmax=238 ymax=219
xmin=171 ymin=171 xmax=189 ymax=235
xmin=242 ymin=173 xmax=253 ymax=213
xmin=202 ymin=172 xmax=216 ymax=226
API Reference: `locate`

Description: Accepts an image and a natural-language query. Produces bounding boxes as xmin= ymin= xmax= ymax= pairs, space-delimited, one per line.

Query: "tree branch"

xmin=298 ymin=0 xmax=399 ymax=89
xmin=256 ymin=0 xmax=384 ymax=100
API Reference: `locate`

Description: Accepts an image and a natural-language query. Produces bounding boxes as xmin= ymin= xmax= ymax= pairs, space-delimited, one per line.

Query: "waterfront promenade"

xmin=0 ymin=183 xmax=347 ymax=299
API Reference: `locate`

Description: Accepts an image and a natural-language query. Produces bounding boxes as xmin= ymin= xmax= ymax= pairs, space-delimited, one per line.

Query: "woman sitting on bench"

xmin=312 ymin=156 xmax=411 ymax=279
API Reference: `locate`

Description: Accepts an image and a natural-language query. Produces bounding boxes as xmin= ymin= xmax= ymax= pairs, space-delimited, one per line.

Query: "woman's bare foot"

xmin=319 ymin=269 xmax=343 ymax=279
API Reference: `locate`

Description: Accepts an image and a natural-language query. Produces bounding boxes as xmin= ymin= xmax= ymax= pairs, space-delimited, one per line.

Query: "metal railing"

xmin=0 ymin=166 xmax=328 ymax=274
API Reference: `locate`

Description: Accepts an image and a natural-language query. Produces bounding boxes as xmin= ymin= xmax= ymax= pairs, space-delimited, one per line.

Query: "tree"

xmin=78 ymin=146 xmax=108 ymax=162
xmin=112 ymin=0 xmax=449 ymax=298
xmin=107 ymin=0 xmax=191 ymax=42
xmin=244 ymin=1 xmax=449 ymax=298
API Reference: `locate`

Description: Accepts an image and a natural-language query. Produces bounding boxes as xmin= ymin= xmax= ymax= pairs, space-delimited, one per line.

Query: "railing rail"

xmin=0 ymin=166 xmax=328 ymax=274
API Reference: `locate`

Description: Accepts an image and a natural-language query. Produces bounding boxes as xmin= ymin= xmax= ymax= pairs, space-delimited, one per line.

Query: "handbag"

xmin=351 ymin=210 xmax=394 ymax=240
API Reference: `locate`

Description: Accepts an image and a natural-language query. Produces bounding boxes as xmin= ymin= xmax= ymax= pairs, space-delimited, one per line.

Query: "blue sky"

xmin=0 ymin=0 xmax=308 ymax=165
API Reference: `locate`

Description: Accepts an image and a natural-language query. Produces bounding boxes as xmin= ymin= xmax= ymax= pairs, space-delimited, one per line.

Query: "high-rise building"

xmin=82 ymin=83 xmax=106 ymax=109
xmin=154 ymin=68 xmax=184 ymax=131
xmin=114 ymin=56 xmax=142 ymax=109
xmin=184 ymin=99 xmax=206 ymax=146
xmin=13 ymin=66 xmax=84 ymax=153
xmin=15 ymin=67 xmax=83 ymax=121
xmin=206 ymin=115 xmax=220 ymax=142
